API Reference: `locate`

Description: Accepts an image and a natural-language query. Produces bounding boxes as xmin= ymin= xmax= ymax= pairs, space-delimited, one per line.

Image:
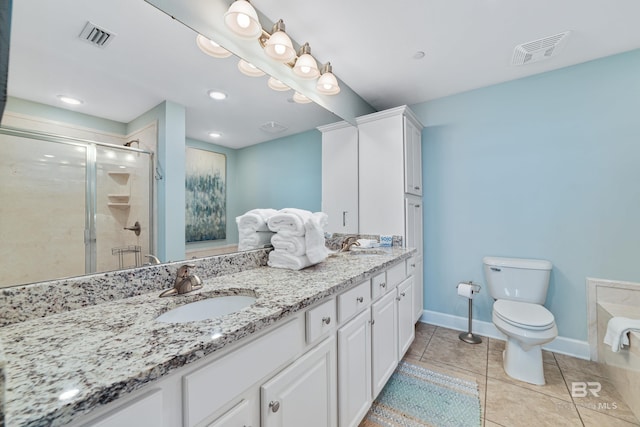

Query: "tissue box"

xmin=380 ymin=235 xmax=393 ymax=247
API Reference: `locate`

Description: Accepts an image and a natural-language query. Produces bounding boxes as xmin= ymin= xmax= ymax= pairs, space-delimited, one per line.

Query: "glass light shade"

xmin=293 ymin=92 xmax=312 ymax=104
xmin=293 ymin=54 xmax=319 ymax=79
xmin=264 ymin=31 xmax=296 ymax=63
xmin=268 ymin=77 xmax=291 ymax=91
xmin=196 ymin=35 xmax=232 ymax=58
xmin=238 ymin=59 xmax=265 ymax=77
xmin=317 ymin=71 xmax=340 ymax=95
xmin=224 ymin=0 xmax=262 ymax=39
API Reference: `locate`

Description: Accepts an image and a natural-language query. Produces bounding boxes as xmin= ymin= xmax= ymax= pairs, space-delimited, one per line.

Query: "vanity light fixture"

xmin=316 ymin=63 xmax=340 ymax=95
xmin=57 ymin=95 xmax=83 ymax=105
xmin=224 ymin=0 xmax=261 ymax=39
xmin=267 ymin=76 xmax=290 ymax=91
xmin=292 ymin=43 xmax=319 ymax=79
xmin=208 ymin=90 xmax=228 ymax=100
xmin=196 ymin=34 xmax=232 ymax=58
xmin=238 ymin=59 xmax=265 ymax=77
xmin=292 ymin=92 xmax=312 ymax=104
xmin=263 ymin=20 xmax=296 ymax=63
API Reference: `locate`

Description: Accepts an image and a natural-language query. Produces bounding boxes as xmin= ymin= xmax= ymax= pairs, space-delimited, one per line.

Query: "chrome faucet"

xmin=159 ymin=264 xmax=202 ymax=297
xmin=340 ymin=236 xmax=361 ymax=252
xmin=145 ymin=254 xmax=161 ymax=265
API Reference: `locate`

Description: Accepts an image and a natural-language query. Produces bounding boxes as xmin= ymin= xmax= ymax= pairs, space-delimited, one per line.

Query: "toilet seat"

xmin=494 ymin=299 xmax=555 ymax=331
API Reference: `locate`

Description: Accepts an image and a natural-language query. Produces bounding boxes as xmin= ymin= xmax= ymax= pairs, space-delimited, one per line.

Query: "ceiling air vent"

xmin=512 ymin=31 xmax=570 ymax=66
xmin=78 ymin=21 xmax=116 ymax=48
xmin=260 ymin=121 xmax=288 ymax=134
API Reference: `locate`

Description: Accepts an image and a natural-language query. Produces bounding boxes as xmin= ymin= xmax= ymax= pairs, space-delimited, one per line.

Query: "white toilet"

xmin=483 ymin=256 xmax=558 ymax=385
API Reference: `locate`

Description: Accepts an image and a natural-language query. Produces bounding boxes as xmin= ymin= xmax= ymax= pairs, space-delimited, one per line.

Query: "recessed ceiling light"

xmin=208 ymin=90 xmax=227 ymax=100
xmin=413 ymin=51 xmax=426 ymax=60
xmin=43 ymin=154 xmax=55 ymax=158
xmin=208 ymin=132 xmax=222 ymax=138
xmin=57 ymin=95 xmax=84 ymax=105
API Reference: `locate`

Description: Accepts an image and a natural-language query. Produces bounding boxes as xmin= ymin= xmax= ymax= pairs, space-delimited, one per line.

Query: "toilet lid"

xmin=494 ymin=299 xmax=555 ymax=330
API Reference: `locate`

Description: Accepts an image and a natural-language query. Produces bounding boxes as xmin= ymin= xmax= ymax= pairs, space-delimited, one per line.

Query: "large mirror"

xmin=1 ymin=0 xmax=350 ymax=288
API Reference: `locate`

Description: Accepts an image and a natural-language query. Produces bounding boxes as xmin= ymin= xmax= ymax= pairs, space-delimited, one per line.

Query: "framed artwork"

xmin=185 ymin=147 xmax=226 ymax=242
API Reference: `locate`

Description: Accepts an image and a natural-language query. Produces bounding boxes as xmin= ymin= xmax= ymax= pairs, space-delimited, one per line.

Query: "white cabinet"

xmin=319 ymin=122 xmax=359 ymax=234
xmin=87 ymin=390 xmax=164 ymax=427
xmin=397 ymin=277 xmax=415 ymax=358
xmin=207 ymin=395 xmax=258 ymax=427
xmin=261 ymin=337 xmax=337 ymax=427
xmin=405 ymin=196 xmax=424 ymax=322
xmin=337 ymin=309 xmax=372 ymax=427
xmin=404 ymin=117 xmax=423 ymax=196
xmin=371 ymin=290 xmax=398 ymax=398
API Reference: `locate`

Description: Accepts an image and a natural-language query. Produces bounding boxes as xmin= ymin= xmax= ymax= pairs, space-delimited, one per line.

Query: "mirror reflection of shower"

xmin=0 ymin=127 xmax=154 ymax=287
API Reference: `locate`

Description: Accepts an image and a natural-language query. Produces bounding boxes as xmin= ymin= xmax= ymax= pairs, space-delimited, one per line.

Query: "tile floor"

xmin=405 ymin=322 xmax=640 ymax=427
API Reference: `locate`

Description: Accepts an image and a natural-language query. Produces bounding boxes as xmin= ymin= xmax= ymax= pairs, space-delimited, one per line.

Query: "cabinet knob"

xmin=269 ymin=400 xmax=280 ymax=413
xmin=356 ymin=296 xmax=364 ymax=303
xmin=411 ymin=264 xmax=416 ymax=268
xmin=401 ymin=292 xmax=406 ymax=297
xmin=322 ymin=316 xmax=331 ymax=325
xmin=414 ymin=186 xmax=420 ymax=190
xmin=396 ymin=296 xmax=401 ymax=301
xmin=380 ymin=282 xmax=386 ymax=288
xmin=370 ymin=319 xmax=375 ymax=325
xmin=415 ymin=204 xmax=421 ymax=208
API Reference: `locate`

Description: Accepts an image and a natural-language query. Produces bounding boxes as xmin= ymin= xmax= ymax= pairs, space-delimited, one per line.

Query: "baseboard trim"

xmin=418 ymin=309 xmax=590 ymax=360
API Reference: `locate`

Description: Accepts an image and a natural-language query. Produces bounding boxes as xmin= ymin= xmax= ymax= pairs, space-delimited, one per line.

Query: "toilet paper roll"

xmin=457 ymin=283 xmax=475 ymax=299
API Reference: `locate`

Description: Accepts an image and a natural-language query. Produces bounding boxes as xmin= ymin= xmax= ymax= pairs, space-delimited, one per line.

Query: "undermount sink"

xmin=156 ymin=295 xmax=257 ymax=323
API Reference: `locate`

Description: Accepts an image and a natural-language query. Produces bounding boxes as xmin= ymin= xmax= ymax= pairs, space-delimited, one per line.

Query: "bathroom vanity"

xmin=0 ymin=247 xmax=417 ymax=427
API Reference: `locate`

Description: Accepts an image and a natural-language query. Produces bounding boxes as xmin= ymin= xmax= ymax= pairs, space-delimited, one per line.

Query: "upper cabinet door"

xmin=320 ymin=123 xmax=359 ymax=234
xmin=404 ymin=116 xmax=423 ymax=196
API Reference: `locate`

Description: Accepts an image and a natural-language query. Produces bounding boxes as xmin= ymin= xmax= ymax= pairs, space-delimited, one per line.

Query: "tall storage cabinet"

xmin=357 ymin=106 xmax=424 ymax=323
xmin=319 ymin=122 xmax=359 ymax=234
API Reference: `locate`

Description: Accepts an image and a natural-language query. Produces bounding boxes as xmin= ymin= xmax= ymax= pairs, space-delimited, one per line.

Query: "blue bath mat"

xmin=361 ymin=361 xmax=481 ymax=427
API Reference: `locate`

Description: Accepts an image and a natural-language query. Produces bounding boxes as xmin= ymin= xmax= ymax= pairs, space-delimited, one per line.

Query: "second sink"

xmin=156 ymin=295 xmax=257 ymax=323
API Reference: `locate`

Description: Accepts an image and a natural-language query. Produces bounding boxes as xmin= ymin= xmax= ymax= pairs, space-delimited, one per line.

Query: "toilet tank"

xmin=482 ymin=256 xmax=552 ymax=304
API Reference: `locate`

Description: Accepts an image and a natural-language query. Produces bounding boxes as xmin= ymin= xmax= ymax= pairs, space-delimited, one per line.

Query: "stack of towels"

xmin=267 ymin=208 xmax=329 ymax=270
xmin=236 ymin=208 xmax=278 ymax=251
xmin=603 ymin=316 xmax=640 ymax=352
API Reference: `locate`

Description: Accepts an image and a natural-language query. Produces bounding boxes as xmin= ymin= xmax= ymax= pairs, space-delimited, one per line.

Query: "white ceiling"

xmin=7 ymin=0 xmax=640 ymax=149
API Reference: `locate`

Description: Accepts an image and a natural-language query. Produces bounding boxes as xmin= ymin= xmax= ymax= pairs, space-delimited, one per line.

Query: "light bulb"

xmin=323 ymin=83 xmax=333 ymax=90
xmin=236 ymin=13 xmax=250 ymax=29
xmin=300 ymin=66 xmax=311 ymax=74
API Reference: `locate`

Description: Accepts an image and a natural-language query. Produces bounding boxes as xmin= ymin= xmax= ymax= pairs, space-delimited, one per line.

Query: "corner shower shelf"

xmin=107 ymin=193 xmax=130 ymax=209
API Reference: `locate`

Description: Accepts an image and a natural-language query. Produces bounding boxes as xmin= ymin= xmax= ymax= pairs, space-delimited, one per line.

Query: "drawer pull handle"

xmin=380 ymin=282 xmax=386 ymax=288
xmin=269 ymin=401 xmax=280 ymax=413
xmin=356 ymin=296 xmax=364 ymax=303
xmin=322 ymin=316 xmax=331 ymax=325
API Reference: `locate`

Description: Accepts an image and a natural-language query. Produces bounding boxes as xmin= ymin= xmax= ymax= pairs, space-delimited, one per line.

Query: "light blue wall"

xmin=235 ymin=129 xmax=322 ymax=214
xmin=410 ymin=49 xmax=640 ymax=341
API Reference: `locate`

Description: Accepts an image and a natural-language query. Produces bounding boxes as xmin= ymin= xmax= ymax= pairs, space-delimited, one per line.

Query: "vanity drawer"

xmin=386 ymin=262 xmax=406 ymax=289
xmin=306 ymin=298 xmax=336 ymax=344
xmin=338 ymin=280 xmax=371 ymax=323
xmin=371 ymin=272 xmax=388 ymax=300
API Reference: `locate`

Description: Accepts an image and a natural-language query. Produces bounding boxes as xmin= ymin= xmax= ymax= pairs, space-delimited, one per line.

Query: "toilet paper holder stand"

xmin=457 ymin=281 xmax=483 ymax=344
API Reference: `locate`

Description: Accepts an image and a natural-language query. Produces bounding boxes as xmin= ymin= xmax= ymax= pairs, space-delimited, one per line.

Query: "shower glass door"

xmin=0 ymin=127 xmax=153 ymax=288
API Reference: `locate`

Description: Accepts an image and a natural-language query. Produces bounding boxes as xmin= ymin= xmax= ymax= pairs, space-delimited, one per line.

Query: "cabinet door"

xmin=337 ymin=309 xmax=372 ymax=427
xmin=371 ymin=291 xmax=398 ymax=398
xmin=404 ymin=117 xmax=422 ymax=196
xmin=207 ymin=397 xmax=257 ymax=427
xmin=397 ymin=277 xmax=415 ymax=358
xmin=412 ymin=257 xmax=424 ymax=323
xmin=404 ymin=196 xmax=423 ymax=257
xmin=261 ymin=337 xmax=336 ymax=427
xmin=321 ymin=125 xmax=359 ymax=234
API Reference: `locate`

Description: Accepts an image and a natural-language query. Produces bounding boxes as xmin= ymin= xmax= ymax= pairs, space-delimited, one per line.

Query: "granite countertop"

xmin=0 ymin=248 xmax=414 ymax=427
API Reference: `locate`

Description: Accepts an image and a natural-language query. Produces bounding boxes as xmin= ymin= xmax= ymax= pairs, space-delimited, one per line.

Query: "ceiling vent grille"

xmin=79 ymin=21 xmax=116 ymax=48
xmin=260 ymin=121 xmax=288 ymax=133
xmin=512 ymin=31 xmax=570 ymax=66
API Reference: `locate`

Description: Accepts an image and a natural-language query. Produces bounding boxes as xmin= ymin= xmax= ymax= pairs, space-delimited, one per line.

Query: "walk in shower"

xmin=0 ymin=127 xmax=154 ymax=288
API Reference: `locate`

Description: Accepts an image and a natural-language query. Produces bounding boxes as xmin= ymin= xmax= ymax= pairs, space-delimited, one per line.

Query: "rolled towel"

xmin=268 ymin=250 xmax=313 ymax=270
xmin=267 ymin=208 xmax=313 ymax=236
xmin=238 ymin=231 xmax=274 ymax=251
xmin=603 ymin=316 xmax=640 ymax=352
xmin=305 ymin=212 xmax=329 ymax=264
xmin=236 ymin=208 xmax=278 ymax=233
xmin=272 ymin=233 xmax=307 ymax=256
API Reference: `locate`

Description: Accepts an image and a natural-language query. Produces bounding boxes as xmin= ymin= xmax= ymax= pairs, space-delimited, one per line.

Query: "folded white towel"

xmin=267 ymin=208 xmax=313 ymax=236
xmin=603 ymin=316 xmax=640 ymax=352
xmin=236 ymin=209 xmax=278 ymax=233
xmin=268 ymin=250 xmax=313 ymax=270
xmin=272 ymin=233 xmax=307 ymax=256
xmin=238 ymin=231 xmax=274 ymax=251
xmin=305 ymin=212 xmax=329 ymax=263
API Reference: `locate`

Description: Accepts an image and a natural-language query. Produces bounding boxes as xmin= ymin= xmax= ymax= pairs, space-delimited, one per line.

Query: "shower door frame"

xmin=0 ymin=125 xmax=155 ymax=277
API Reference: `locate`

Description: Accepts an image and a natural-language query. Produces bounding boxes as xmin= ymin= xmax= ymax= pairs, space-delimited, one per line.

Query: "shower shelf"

xmin=107 ymin=193 xmax=130 ymax=209
xmin=108 ymin=202 xmax=130 ymax=209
